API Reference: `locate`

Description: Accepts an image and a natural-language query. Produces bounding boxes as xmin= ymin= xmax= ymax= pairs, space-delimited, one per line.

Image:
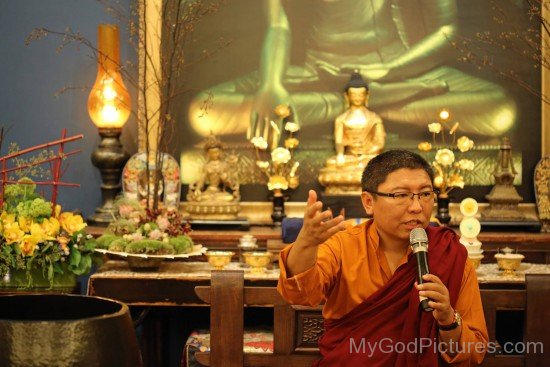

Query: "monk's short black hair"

xmin=361 ymin=150 xmax=434 ymax=192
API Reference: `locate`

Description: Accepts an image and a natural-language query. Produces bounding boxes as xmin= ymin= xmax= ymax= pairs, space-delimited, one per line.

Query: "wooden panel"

xmin=195 ymin=352 xmax=320 ymax=367
xmin=481 ymin=289 xmax=525 ymax=343
xmin=525 ymin=274 xmax=550 ymax=367
xmin=481 ymin=356 xmax=524 ymax=367
xmin=273 ymin=304 xmax=295 ymax=354
xmin=295 ymin=310 xmax=324 ymax=350
xmin=196 ymin=286 xmax=286 ymax=306
xmin=210 ymin=270 xmax=244 ymax=367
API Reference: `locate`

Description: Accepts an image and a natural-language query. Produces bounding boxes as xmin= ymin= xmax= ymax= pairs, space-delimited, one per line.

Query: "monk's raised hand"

xmin=295 ymin=190 xmax=347 ymax=248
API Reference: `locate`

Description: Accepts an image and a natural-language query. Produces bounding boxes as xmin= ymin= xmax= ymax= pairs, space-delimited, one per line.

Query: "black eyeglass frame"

xmin=364 ymin=189 xmax=439 ymax=202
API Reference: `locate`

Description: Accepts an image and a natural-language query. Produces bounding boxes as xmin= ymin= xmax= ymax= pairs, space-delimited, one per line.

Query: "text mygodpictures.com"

xmin=349 ymin=337 xmax=543 ymax=357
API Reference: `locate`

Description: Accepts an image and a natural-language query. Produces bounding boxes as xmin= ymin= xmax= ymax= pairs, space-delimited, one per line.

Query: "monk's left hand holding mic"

xmin=417 ymin=273 xmax=463 ymax=355
xmin=286 ymin=189 xmax=347 ymax=277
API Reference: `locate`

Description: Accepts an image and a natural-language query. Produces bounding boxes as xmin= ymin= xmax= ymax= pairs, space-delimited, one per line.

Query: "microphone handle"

xmin=416 ymin=250 xmax=434 ymax=312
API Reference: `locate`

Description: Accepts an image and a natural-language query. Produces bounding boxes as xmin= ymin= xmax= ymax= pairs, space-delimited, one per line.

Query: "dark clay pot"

xmin=0 ymin=294 xmax=142 ymax=367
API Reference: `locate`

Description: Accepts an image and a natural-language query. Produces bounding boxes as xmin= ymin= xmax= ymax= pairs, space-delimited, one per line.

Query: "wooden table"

xmin=88 ymin=261 xmax=278 ymax=306
xmin=88 ymin=261 xmax=278 ymax=367
xmin=88 ymin=259 xmax=550 ymax=367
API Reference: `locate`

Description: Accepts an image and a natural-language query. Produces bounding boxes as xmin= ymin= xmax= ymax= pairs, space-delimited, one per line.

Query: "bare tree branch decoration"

xmin=25 ymin=0 xmax=230 ymax=210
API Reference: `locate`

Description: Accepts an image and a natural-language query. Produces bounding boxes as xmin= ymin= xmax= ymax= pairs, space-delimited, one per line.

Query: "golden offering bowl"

xmin=468 ymin=254 xmax=484 ymax=270
xmin=495 ymin=254 xmax=524 ymax=277
xmin=243 ymin=252 xmax=273 ymax=273
xmin=206 ymin=251 xmax=235 ymax=270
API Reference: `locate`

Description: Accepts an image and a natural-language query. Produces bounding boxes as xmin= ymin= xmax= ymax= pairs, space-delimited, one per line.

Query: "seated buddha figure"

xmin=319 ymin=73 xmax=386 ymax=194
xmin=185 ymin=135 xmax=241 ymax=220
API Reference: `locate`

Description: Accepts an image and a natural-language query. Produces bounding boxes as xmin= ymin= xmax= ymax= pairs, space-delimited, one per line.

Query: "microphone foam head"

xmin=410 ymin=228 xmax=428 ymax=245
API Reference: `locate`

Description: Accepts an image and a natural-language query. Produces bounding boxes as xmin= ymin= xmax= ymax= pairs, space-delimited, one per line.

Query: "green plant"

xmin=0 ymin=179 xmax=97 ymax=288
xmin=96 ymin=197 xmax=193 ymax=254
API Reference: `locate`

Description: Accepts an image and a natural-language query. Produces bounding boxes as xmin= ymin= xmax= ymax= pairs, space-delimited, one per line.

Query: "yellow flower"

xmin=3 ymin=223 xmax=25 ymax=244
xmin=284 ymin=138 xmax=299 ymax=149
xmin=428 ymin=122 xmax=442 ymax=134
xmin=418 ymin=142 xmax=432 ymax=152
xmin=30 ymin=223 xmax=50 ymax=242
xmin=435 ymin=149 xmax=455 ymax=167
xmin=448 ymin=173 xmax=465 ymax=189
xmin=18 ymin=216 xmax=32 ymax=233
xmin=271 ymin=147 xmax=291 ymax=164
xmin=274 ymin=104 xmax=291 ymax=118
xmin=41 ymin=217 xmax=61 ymax=238
xmin=59 ymin=212 xmax=87 ymax=235
xmin=256 ymin=161 xmax=270 ymax=170
xmin=19 ymin=234 xmax=39 ymax=256
xmin=251 ymin=136 xmax=268 ymax=150
xmin=433 ymin=175 xmax=444 ymax=189
xmin=267 ymin=175 xmax=289 ymax=191
xmin=456 ymin=159 xmax=475 ymax=171
xmin=1 ymin=212 xmax=16 ymax=226
xmin=457 ymin=136 xmax=474 ymax=152
xmin=284 ymin=122 xmax=300 ymax=133
xmin=54 ymin=204 xmax=62 ymax=218
xmin=288 ymin=175 xmax=299 ymax=189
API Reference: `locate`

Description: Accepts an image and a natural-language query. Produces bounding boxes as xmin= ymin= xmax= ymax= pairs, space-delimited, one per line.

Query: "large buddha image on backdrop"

xmin=170 ymin=0 xmax=540 ymax=196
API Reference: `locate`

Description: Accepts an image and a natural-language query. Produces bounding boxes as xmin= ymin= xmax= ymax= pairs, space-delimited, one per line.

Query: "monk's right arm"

xmin=285 ymin=189 xmax=346 ymax=276
xmin=277 ymin=190 xmax=346 ymax=305
xmin=285 ymin=238 xmax=319 ymax=277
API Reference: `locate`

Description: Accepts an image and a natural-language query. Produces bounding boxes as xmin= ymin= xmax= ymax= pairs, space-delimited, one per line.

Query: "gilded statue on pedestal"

xmin=319 ymin=72 xmax=386 ymax=194
xmin=185 ymin=135 xmax=241 ymax=220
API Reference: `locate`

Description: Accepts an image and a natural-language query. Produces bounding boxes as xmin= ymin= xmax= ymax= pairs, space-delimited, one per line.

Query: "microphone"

xmin=410 ymin=228 xmax=434 ymax=312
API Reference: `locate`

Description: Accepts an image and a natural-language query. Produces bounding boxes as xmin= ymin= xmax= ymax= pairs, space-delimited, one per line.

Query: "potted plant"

xmin=0 ymin=178 xmax=96 ymax=289
xmin=95 ymin=198 xmax=200 ymax=270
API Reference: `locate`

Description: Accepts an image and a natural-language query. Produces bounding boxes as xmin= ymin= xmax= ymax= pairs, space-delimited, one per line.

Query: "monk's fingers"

xmin=427 ymin=301 xmax=452 ymax=314
xmin=306 ymin=190 xmax=317 ymax=207
xmin=322 ymin=217 xmax=347 ymax=237
xmin=304 ymin=201 xmax=323 ymax=219
xmin=319 ymin=214 xmax=344 ymax=229
xmin=422 ymin=274 xmax=444 ymax=286
xmin=419 ymin=290 xmax=449 ymax=304
xmin=418 ymin=280 xmax=448 ymax=296
xmin=310 ymin=209 xmax=334 ymax=225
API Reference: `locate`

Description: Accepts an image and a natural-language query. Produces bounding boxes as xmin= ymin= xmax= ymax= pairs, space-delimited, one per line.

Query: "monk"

xmin=278 ymin=150 xmax=488 ymax=365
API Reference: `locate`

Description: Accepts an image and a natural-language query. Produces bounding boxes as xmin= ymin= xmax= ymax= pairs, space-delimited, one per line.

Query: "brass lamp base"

xmin=88 ymin=128 xmax=129 ymax=226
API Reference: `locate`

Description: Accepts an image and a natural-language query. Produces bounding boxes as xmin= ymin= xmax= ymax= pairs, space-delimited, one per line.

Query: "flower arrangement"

xmin=96 ymin=198 xmax=194 ymax=255
xmin=0 ymin=178 xmax=95 ymax=288
xmin=418 ymin=110 xmax=475 ymax=197
xmin=250 ymin=105 xmax=300 ymax=192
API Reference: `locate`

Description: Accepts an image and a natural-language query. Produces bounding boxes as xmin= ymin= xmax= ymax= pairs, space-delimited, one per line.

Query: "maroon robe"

xmin=313 ymin=226 xmax=467 ymax=366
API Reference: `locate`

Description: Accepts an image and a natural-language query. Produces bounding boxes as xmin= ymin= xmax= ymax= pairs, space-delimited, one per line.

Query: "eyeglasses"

xmin=366 ymin=190 xmax=437 ymax=205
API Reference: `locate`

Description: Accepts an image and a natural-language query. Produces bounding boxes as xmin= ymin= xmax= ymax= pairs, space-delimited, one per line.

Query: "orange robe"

xmin=278 ymin=220 xmax=488 ymax=365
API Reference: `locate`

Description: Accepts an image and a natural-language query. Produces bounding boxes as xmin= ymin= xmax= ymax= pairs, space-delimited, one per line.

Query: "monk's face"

xmin=361 ymin=168 xmax=434 ymax=245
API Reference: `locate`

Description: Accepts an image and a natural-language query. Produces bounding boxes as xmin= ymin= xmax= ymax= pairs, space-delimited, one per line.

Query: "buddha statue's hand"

xmin=315 ymin=60 xmax=349 ymax=83
xmin=248 ymin=85 xmax=299 ymax=147
xmin=295 ymin=190 xmax=347 ymax=248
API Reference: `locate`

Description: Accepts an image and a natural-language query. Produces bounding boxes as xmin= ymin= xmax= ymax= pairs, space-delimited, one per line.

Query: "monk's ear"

xmin=361 ymin=191 xmax=374 ymax=216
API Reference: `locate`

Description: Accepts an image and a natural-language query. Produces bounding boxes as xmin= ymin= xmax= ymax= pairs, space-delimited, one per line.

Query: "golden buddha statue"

xmin=319 ymin=73 xmax=386 ymax=194
xmin=184 ymin=134 xmax=241 ymax=220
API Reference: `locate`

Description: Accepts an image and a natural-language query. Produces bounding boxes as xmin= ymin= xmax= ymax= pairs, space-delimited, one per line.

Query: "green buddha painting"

xmin=186 ymin=0 xmax=516 ymax=144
